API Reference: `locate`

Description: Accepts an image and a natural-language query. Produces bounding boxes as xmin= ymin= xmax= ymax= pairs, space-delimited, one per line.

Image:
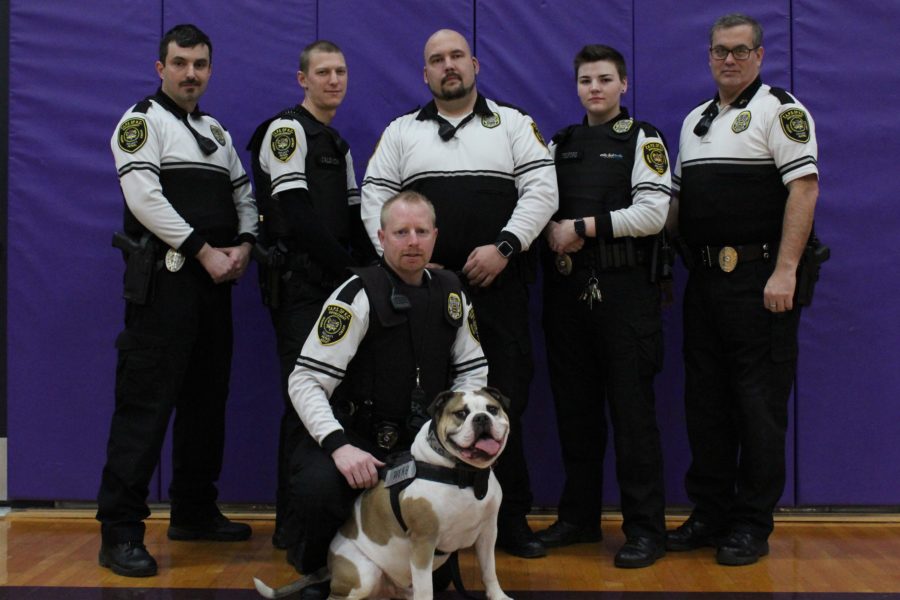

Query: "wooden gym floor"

xmin=1 ymin=509 xmax=898 ymax=598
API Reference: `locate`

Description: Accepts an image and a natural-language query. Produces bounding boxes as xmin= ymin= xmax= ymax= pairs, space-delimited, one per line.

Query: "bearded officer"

xmin=98 ymin=24 xmax=257 ymax=577
xmin=667 ymin=13 xmax=819 ymax=566
xmin=285 ymin=191 xmax=488 ymax=599
xmin=248 ymin=39 xmax=376 ymax=550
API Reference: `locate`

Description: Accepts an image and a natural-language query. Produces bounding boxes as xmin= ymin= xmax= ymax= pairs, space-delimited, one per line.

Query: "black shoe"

xmin=497 ymin=518 xmax=547 ymax=559
xmin=98 ymin=541 xmax=158 ymax=577
xmin=168 ymin=514 xmax=252 ymax=542
xmin=716 ymin=531 xmax=769 ymax=566
xmin=299 ymin=580 xmax=330 ymax=600
xmin=535 ymin=520 xmax=601 ymax=548
xmin=614 ymin=536 xmax=665 ymax=568
xmin=666 ymin=518 xmax=725 ymax=552
xmin=272 ymin=525 xmax=290 ymax=550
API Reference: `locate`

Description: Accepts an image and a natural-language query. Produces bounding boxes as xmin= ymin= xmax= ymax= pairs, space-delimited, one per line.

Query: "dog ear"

xmin=427 ymin=390 xmax=457 ymax=418
xmin=481 ymin=386 xmax=511 ymax=412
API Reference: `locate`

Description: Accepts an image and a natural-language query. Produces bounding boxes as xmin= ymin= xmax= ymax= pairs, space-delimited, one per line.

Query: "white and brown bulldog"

xmin=254 ymin=387 xmax=513 ymax=600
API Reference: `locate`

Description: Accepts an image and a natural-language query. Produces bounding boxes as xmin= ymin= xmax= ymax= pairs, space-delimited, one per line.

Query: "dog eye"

xmin=487 ymin=405 xmax=499 ymax=415
xmin=454 ymin=409 xmax=469 ymax=419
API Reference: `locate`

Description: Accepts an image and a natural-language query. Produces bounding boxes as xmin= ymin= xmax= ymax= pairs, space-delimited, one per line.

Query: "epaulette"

xmin=133 ymin=98 xmax=152 ymax=114
xmin=769 ymin=86 xmax=796 ymax=105
xmin=637 ymin=122 xmax=669 ymax=149
xmin=551 ymin=124 xmax=578 ymax=146
xmin=335 ymin=276 xmax=365 ymax=304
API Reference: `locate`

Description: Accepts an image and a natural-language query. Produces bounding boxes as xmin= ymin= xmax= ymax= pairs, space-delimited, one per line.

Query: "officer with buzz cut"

xmin=248 ymin=39 xmax=376 ymax=551
xmin=667 ymin=13 xmax=819 ymax=567
xmin=535 ymin=44 xmax=671 ymax=569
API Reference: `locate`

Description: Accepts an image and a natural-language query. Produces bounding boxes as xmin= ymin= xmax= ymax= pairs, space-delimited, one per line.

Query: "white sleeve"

xmin=450 ymin=290 xmax=489 ymax=390
xmin=610 ymin=129 xmax=672 ymax=238
xmin=361 ymin=122 xmax=404 ymax=254
xmin=225 ymin=128 xmax=258 ymax=238
xmin=259 ymin=118 xmax=310 ymax=196
xmin=768 ymin=99 xmax=819 ymax=185
xmin=287 ymin=278 xmax=371 ymax=445
xmin=504 ymin=112 xmax=559 ymax=250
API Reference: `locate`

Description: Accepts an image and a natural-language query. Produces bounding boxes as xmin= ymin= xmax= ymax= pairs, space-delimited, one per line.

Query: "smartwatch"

xmin=574 ymin=218 xmax=587 ymax=239
xmin=494 ymin=240 xmax=515 ymax=258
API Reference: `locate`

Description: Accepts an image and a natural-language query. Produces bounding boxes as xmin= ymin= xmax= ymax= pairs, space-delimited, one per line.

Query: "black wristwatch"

xmin=574 ymin=218 xmax=587 ymax=239
xmin=494 ymin=240 xmax=515 ymax=258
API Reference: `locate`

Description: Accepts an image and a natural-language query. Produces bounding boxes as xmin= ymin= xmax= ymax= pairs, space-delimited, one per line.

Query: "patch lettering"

xmin=779 ymin=108 xmax=810 ymax=143
xmin=531 ymin=122 xmax=547 ymax=147
xmin=467 ymin=305 xmax=480 ymax=343
xmin=209 ymin=124 xmax=226 ymax=146
xmin=731 ymin=110 xmax=751 ymax=133
xmin=612 ymin=118 xmax=634 ymax=134
xmin=481 ymin=112 xmax=501 ymax=129
xmin=117 ymin=118 xmax=147 ymax=153
xmin=447 ymin=292 xmax=462 ymax=320
xmin=271 ymin=126 xmax=298 ymax=161
xmin=318 ymin=304 xmax=352 ymax=345
xmin=642 ymin=141 xmax=668 ymax=175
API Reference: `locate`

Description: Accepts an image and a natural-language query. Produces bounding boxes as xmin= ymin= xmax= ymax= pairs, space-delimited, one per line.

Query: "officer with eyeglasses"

xmin=667 ymin=13 xmax=819 ymax=566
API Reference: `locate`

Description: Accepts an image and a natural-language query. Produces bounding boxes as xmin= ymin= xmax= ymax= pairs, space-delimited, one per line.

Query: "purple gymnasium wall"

xmin=7 ymin=1 xmax=899 ymax=507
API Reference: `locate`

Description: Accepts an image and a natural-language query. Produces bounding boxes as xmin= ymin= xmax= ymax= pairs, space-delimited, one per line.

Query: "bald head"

xmin=424 ymin=29 xmax=472 ymax=63
xmin=423 ymin=29 xmax=479 ymax=111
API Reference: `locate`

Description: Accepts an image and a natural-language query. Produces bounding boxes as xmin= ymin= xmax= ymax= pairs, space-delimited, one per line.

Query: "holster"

xmin=252 ymin=242 xmax=285 ymax=308
xmin=796 ymin=235 xmax=830 ymax=307
xmin=112 ymin=231 xmax=157 ymax=305
xmin=649 ymin=232 xmax=675 ymax=284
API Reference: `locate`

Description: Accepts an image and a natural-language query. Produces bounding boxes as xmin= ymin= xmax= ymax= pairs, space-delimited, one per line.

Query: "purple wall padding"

xmin=6 ymin=0 xmax=899 ymax=508
xmin=792 ymin=0 xmax=900 ymax=504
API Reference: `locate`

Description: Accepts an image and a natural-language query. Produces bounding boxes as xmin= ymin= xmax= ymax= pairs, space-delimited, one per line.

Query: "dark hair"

xmin=573 ymin=44 xmax=627 ymax=80
xmin=710 ymin=13 xmax=763 ymax=47
xmin=159 ymin=24 xmax=212 ymax=64
xmin=299 ymin=40 xmax=344 ymax=72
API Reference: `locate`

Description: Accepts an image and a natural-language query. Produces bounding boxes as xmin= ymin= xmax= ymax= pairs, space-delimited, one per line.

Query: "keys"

xmin=578 ymin=276 xmax=602 ymax=309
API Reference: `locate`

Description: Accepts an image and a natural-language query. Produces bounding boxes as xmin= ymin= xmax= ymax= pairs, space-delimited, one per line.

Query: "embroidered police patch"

xmin=612 ymin=118 xmax=634 ymax=134
xmin=447 ymin=292 xmax=462 ymax=320
xmin=731 ymin=110 xmax=751 ymax=133
xmin=318 ymin=304 xmax=352 ymax=345
xmin=481 ymin=112 xmax=501 ymax=129
xmin=117 ymin=118 xmax=147 ymax=153
xmin=271 ymin=127 xmax=298 ymax=161
xmin=531 ymin=122 xmax=547 ymax=147
xmin=780 ymin=108 xmax=810 ymax=143
xmin=467 ymin=305 xmax=480 ymax=343
xmin=209 ymin=124 xmax=226 ymax=146
xmin=642 ymin=141 xmax=668 ymax=175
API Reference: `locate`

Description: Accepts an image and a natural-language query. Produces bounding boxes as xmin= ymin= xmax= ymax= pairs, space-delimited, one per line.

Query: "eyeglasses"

xmin=709 ymin=45 xmax=759 ymax=61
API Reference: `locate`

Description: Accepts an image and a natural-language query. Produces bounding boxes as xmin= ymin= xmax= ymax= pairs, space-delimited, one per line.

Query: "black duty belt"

xmin=695 ymin=242 xmax=775 ymax=272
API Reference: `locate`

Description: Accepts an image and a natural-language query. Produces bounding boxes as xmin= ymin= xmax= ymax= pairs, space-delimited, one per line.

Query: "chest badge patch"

xmin=642 ymin=141 xmax=668 ymax=175
xmin=271 ymin=127 xmax=298 ymax=162
xmin=447 ymin=292 xmax=463 ymax=320
xmin=481 ymin=112 xmax=501 ymax=129
xmin=318 ymin=304 xmax=352 ymax=345
xmin=612 ymin=118 xmax=634 ymax=134
xmin=118 ymin=118 xmax=147 ymax=153
xmin=209 ymin=124 xmax=227 ymax=146
xmin=531 ymin=122 xmax=547 ymax=147
xmin=731 ymin=110 xmax=752 ymax=133
xmin=467 ymin=305 xmax=480 ymax=343
xmin=780 ymin=108 xmax=810 ymax=143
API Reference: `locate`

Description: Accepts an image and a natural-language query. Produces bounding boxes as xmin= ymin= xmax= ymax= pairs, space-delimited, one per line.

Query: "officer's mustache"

xmin=180 ymin=79 xmax=201 ymax=87
xmin=442 ymin=72 xmax=461 ymax=85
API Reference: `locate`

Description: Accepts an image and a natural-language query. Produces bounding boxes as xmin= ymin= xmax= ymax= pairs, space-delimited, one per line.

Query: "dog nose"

xmin=472 ymin=413 xmax=490 ymax=429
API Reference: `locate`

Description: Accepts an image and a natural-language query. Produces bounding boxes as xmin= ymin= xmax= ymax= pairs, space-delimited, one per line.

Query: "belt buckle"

xmin=718 ymin=246 xmax=738 ymax=272
xmin=554 ymin=253 xmax=573 ymax=275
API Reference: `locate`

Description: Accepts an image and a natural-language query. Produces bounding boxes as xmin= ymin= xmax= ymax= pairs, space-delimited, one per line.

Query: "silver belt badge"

xmin=165 ymin=248 xmax=185 ymax=272
xmin=718 ymin=246 xmax=738 ymax=272
xmin=555 ymin=253 xmax=573 ymax=275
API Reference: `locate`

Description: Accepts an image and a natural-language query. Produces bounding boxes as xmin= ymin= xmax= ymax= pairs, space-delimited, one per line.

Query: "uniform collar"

xmin=714 ymin=76 xmax=763 ymax=109
xmin=152 ymin=87 xmax=204 ymax=119
xmin=416 ymin=93 xmax=493 ymax=122
xmin=581 ymin=106 xmax=631 ymax=128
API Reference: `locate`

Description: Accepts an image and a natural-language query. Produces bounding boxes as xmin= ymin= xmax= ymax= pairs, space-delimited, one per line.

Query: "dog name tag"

xmin=384 ymin=460 xmax=417 ymax=487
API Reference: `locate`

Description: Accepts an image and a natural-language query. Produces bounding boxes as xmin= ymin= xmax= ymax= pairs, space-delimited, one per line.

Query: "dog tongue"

xmin=474 ymin=437 xmax=500 ymax=456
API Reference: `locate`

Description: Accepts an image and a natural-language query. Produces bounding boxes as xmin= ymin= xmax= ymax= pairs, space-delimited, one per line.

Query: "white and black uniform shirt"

xmin=111 ymin=90 xmax=257 ymax=256
xmin=257 ymin=115 xmax=359 ymax=205
xmin=673 ymin=78 xmax=818 ymax=246
xmin=361 ymin=94 xmax=558 ymax=269
xmin=288 ymin=271 xmax=488 ymax=447
xmin=548 ymin=119 xmax=671 ymax=239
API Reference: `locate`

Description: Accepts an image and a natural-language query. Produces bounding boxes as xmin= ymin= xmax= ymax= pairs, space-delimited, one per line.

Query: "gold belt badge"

xmin=718 ymin=246 xmax=738 ymax=272
xmin=555 ymin=253 xmax=573 ymax=275
xmin=165 ymin=248 xmax=185 ymax=272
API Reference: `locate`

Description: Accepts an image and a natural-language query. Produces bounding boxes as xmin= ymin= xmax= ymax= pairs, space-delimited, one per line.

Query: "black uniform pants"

xmin=682 ymin=260 xmax=800 ymax=539
xmin=542 ymin=267 xmax=665 ymax=540
xmin=468 ymin=276 xmax=534 ymax=524
xmin=268 ymin=273 xmax=333 ymax=543
xmin=97 ymin=264 xmax=233 ymax=544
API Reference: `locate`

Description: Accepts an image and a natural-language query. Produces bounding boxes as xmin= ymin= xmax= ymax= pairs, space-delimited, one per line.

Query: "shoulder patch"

xmin=731 ymin=110 xmax=751 ymax=133
xmin=209 ymin=124 xmax=227 ymax=146
xmin=531 ymin=122 xmax=547 ymax=147
xmin=117 ymin=117 xmax=147 ymax=153
xmin=447 ymin=292 xmax=463 ymax=320
xmin=318 ymin=304 xmax=352 ymax=345
xmin=481 ymin=112 xmax=501 ymax=129
xmin=612 ymin=118 xmax=634 ymax=134
xmin=779 ymin=108 xmax=810 ymax=143
xmin=642 ymin=141 xmax=668 ymax=175
xmin=467 ymin=305 xmax=480 ymax=343
xmin=271 ymin=126 xmax=298 ymax=161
